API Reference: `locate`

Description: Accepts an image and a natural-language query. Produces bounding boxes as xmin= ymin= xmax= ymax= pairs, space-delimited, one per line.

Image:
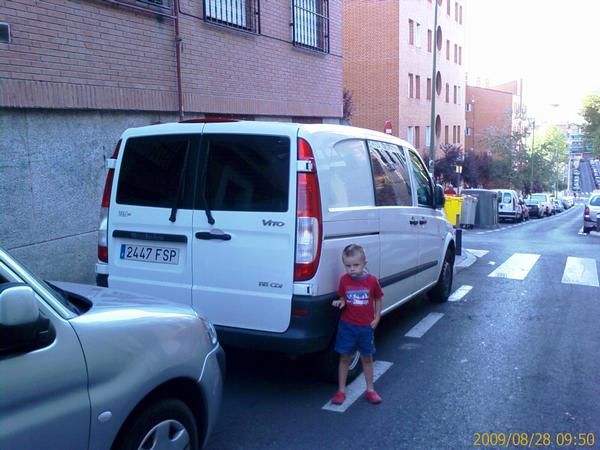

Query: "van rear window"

xmin=202 ymin=134 xmax=290 ymax=212
xmin=116 ymin=135 xmax=194 ymax=208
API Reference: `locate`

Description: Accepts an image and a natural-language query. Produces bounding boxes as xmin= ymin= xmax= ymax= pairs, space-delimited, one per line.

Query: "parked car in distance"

xmin=525 ymin=198 xmax=544 ymax=218
xmin=560 ymin=196 xmax=574 ymax=209
xmin=552 ymin=199 xmax=564 ymax=213
xmin=583 ymin=194 xmax=600 ymax=233
xmin=96 ymin=119 xmax=455 ymax=381
xmin=530 ymin=193 xmax=553 ymax=216
xmin=497 ymin=189 xmax=522 ymax=222
xmin=0 ymin=246 xmax=224 ymax=450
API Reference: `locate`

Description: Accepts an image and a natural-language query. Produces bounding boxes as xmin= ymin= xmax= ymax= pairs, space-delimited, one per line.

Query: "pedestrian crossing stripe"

xmin=488 ymin=253 xmax=541 ymax=280
xmin=562 ymin=257 xmax=600 ymax=287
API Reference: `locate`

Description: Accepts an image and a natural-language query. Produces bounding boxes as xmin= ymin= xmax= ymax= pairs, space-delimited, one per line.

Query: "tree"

xmin=581 ymin=93 xmax=600 ymax=158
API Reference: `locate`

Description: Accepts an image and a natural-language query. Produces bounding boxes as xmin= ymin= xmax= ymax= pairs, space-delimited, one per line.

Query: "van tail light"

xmin=294 ymin=138 xmax=323 ymax=282
xmin=98 ymin=140 xmax=121 ymax=263
xmin=584 ymin=206 xmax=590 ymax=218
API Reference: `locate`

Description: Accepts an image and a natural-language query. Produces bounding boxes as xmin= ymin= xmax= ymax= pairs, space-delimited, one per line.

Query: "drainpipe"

xmin=174 ymin=0 xmax=184 ymax=120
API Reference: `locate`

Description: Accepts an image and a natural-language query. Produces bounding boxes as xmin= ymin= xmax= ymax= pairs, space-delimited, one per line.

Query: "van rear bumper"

xmin=215 ymin=293 xmax=339 ymax=355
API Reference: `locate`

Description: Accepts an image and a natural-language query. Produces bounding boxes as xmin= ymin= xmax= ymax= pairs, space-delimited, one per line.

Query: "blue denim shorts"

xmin=334 ymin=320 xmax=376 ymax=356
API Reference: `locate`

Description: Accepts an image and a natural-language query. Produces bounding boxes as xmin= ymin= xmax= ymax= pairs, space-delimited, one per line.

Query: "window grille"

xmin=204 ymin=0 xmax=260 ymax=33
xmin=292 ymin=0 xmax=330 ymax=53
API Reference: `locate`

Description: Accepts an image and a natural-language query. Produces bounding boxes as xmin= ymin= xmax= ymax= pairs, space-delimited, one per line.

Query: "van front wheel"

xmin=428 ymin=249 xmax=454 ymax=303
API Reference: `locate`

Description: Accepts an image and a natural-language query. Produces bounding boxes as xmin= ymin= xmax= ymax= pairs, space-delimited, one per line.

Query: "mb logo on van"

xmin=262 ymin=219 xmax=285 ymax=227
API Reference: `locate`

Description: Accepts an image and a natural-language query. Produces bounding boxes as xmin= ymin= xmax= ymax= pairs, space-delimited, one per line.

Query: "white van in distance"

xmin=96 ymin=120 xmax=456 ymax=379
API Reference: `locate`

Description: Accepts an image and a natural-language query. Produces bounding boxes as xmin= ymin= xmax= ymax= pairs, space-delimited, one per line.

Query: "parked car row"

xmin=591 ymin=159 xmax=600 ymax=190
xmin=498 ymin=190 xmax=574 ymax=221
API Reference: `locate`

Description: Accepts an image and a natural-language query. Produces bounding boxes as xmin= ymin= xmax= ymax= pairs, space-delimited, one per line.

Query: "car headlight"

xmin=201 ymin=317 xmax=219 ymax=347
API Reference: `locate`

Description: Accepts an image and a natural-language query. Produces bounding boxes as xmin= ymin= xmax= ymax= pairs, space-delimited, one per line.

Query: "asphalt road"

xmin=206 ymin=205 xmax=600 ymax=450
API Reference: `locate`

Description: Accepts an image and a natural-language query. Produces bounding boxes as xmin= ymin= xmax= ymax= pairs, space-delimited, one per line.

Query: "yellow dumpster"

xmin=444 ymin=195 xmax=463 ymax=226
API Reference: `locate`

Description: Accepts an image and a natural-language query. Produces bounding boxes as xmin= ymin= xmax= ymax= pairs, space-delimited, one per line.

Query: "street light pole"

xmin=428 ymin=0 xmax=439 ymax=177
xmin=529 ymin=118 xmax=536 ymax=194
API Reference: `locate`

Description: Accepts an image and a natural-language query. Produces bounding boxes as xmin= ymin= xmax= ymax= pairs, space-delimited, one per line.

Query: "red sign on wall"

xmin=384 ymin=120 xmax=393 ymax=135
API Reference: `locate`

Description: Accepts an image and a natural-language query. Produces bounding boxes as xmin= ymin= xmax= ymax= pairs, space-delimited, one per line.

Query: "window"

xmin=407 ymin=127 xmax=415 ymax=145
xmin=368 ymin=141 xmax=412 ymax=207
xmin=427 ymin=29 xmax=432 ymax=52
xmin=466 ymin=103 xmax=472 ymax=112
xmin=446 ymin=39 xmax=450 ymax=59
xmin=415 ymin=23 xmax=422 ymax=47
xmin=460 ymin=5 xmax=463 ymax=23
xmin=425 ymin=126 xmax=431 ymax=147
xmin=409 ymin=19 xmax=414 ymax=45
xmin=202 ymin=134 xmax=290 ymax=212
xmin=452 ymin=126 xmax=457 ymax=143
xmin=446 ymin=0 xmax=451 ymax=15
xmin=453 ymin=85 xmax=457 ymax=104
xmin=455 ymin=1 xmax=459 ymax=21
xmin=118 ymin=0 xmax=173 ymax=12
xmin=457 ymin=126 xmax=461 ymax=143
xmin=454 ymin=43 xmax=457 ymax=63
xmin=465 ymin=127 xmax=472 ymax=136
xmin=328 ymin=140 xmax=374 ymax=208
xmin=408 ymin=150 xmax=433 ymax=207
xmin=459 ymin=46 xmax=462 ymax=65
xmin=444 ymin=125 xmax=449 ymax=144
xmin=445 ymin=83 xmax=449 ymax=103
xmin=117 ymin=135 xmax=195 ymax=208
xmin=292 ymin=0 xmax=330 ymax=52
xmin=426 ymin=78 xmax=432 ymax=100
xmin=408 ymin=73 xmax=414 ymax=98
xmin=457 ymin=86 xmax=462 ymax=104
xmin=415 ymin=126 xmax=421 ymax=149
xmin=415 ymin=75 xmax=421 ymax=99
xmin=204 ymin=0 xmax=260 ymax=32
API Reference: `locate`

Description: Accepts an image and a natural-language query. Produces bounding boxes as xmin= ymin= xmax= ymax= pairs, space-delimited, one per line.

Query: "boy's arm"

xmin=371 ymin=297 xmax=382 ymax=328
xmin=332 ymin=297 xmax=345 ymax=309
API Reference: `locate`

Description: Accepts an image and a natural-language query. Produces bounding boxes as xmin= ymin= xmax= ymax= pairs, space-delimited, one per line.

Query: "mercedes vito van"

xmin=95 ymin=120 xmax=455 ymax=379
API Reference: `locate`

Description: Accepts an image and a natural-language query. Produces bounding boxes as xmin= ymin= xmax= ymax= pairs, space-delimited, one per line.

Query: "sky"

xmin=465 ymin=0 xmax=600 ymax=124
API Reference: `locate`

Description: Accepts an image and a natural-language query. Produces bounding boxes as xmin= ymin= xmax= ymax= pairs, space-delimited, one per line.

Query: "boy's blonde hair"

xmin=342 ymin=244 xmax=366 ymax=261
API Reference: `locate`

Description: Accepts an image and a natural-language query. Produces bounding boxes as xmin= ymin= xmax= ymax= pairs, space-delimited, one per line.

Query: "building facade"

xmin=0 ymin=0 xmax=343 ymax=282
xmin=343 ymin=0 xmax=466 ymax=159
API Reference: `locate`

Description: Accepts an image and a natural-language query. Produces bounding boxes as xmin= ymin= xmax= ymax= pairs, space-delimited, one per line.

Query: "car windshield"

xmin=0 ymin=247 xmax=82 ymax=317
xmin=590 ymin=196 xmax=600 ymax=206
xmin=525 ymin=199 xmax=538 ymax=205
xmin=531 ymin=194 xmax=545 ymax=201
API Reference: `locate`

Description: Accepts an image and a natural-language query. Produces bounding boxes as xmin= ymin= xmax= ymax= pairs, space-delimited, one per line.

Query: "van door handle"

xmin=419 ymin=218 xmax=428 ymax=225
xmin=195 ymin=231 xmax=232 ymax=241
xmin=409 ymin=217 xmax=419 ymax=226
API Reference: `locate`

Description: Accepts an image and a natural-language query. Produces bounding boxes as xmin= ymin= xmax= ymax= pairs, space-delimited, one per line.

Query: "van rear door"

xmin=107 ymin=133 xmax=198 ymax=305
xmin=191 ymin=126 xmax=296 ymax=332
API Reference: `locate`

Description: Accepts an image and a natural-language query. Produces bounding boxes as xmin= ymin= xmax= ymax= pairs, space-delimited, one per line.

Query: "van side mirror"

xmin=0 ymin=284 xmax=52 ymax=354
xmin=433 ymin=184 xmax=445 ymax=209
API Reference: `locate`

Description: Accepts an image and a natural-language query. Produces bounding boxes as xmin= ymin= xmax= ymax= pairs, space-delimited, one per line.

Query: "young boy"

xmin=331 ymin=244 xmax=383 ymax=405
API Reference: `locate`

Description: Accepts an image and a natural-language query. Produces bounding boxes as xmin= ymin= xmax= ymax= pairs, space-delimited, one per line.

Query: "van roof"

xmin=119 ymin=120 xmax=414 ymax=149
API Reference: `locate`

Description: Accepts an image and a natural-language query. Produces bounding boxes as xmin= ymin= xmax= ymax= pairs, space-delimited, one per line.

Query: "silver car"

xmin=0 ymin=246 xmax=224 ymax=450
xmin=583 ymin=194 xmax=600 ymax=233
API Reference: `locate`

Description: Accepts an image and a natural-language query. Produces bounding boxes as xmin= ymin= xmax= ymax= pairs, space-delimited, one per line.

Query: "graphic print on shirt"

xmin=346 ymin=288 xmax=370 ymax=306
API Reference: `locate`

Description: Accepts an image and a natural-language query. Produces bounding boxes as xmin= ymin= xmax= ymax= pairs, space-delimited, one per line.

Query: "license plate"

xmin=120 ymin=244 xmax=179 ymax=265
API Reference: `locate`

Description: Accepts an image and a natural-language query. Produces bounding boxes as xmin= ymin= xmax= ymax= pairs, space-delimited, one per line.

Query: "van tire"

xmin=428 ymin=248 xmax=454 ymax=303
xmin=314 ymin=340 xmax=362 ymax=384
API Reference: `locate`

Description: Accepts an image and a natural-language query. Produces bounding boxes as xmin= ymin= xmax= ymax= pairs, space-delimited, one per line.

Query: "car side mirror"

xmin=0 ymin=284 xmax=50 ymax=354
xmin=433 ymin=184 xmax=445 ymax=209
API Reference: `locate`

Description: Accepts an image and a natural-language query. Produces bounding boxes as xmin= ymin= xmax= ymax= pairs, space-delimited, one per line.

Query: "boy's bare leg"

xmin=361 ymin=354 xmax=375 ymax=391
xmin=338 ymin=354 xmax=352 ymax=392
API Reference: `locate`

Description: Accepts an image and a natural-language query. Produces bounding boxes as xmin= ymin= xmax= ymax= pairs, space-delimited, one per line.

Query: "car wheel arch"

xmin=111 ymin=377 xmax=207 ymax=450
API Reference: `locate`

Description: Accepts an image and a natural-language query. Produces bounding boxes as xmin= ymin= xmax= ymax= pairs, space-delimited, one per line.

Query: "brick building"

xmin=0 ymin=0 xmax=342 ymax=282
xmin=343 ymin=0 xmax=466 ymax=159
xmin=465 ymin=82 xmax=524 ymax=155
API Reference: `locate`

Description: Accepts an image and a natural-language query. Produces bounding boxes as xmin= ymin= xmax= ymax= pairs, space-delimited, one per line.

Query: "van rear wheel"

xmin=428 ymin=249 xmax=454 ymax=303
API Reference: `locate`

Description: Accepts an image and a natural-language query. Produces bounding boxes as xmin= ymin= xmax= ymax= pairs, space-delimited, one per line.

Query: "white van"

xmin=497 ymin=189 xmax=522 ymax=222
xmin=95 ymin=120 xmax=455 ymax=378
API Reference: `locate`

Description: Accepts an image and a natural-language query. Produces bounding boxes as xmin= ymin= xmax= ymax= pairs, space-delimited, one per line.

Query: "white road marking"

xmin=322 ymin=360 xmax=393 ymax=412
xmin=405 ymin=312 xmax=445 ymax=338
xmin=561 ymin=257 xmax=600 ymax=287
xmin=488 ymin=253 xmax=540 ymax=280
xmin=465 ymin=249 xmax=489 ymax=258
xmin=448 ymin=285 xmax=473 ymax=302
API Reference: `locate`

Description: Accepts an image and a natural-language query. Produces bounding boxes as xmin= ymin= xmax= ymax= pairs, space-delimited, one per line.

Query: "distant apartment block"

xmin=343 ymin=0 xmax=466 ymax=158
xmin=465 ymin=81 xmax=526 ymax=154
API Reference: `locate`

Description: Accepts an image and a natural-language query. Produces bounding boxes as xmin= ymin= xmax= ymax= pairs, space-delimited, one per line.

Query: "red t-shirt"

xmin=337 ymin=273 xmax=384 ymax=326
